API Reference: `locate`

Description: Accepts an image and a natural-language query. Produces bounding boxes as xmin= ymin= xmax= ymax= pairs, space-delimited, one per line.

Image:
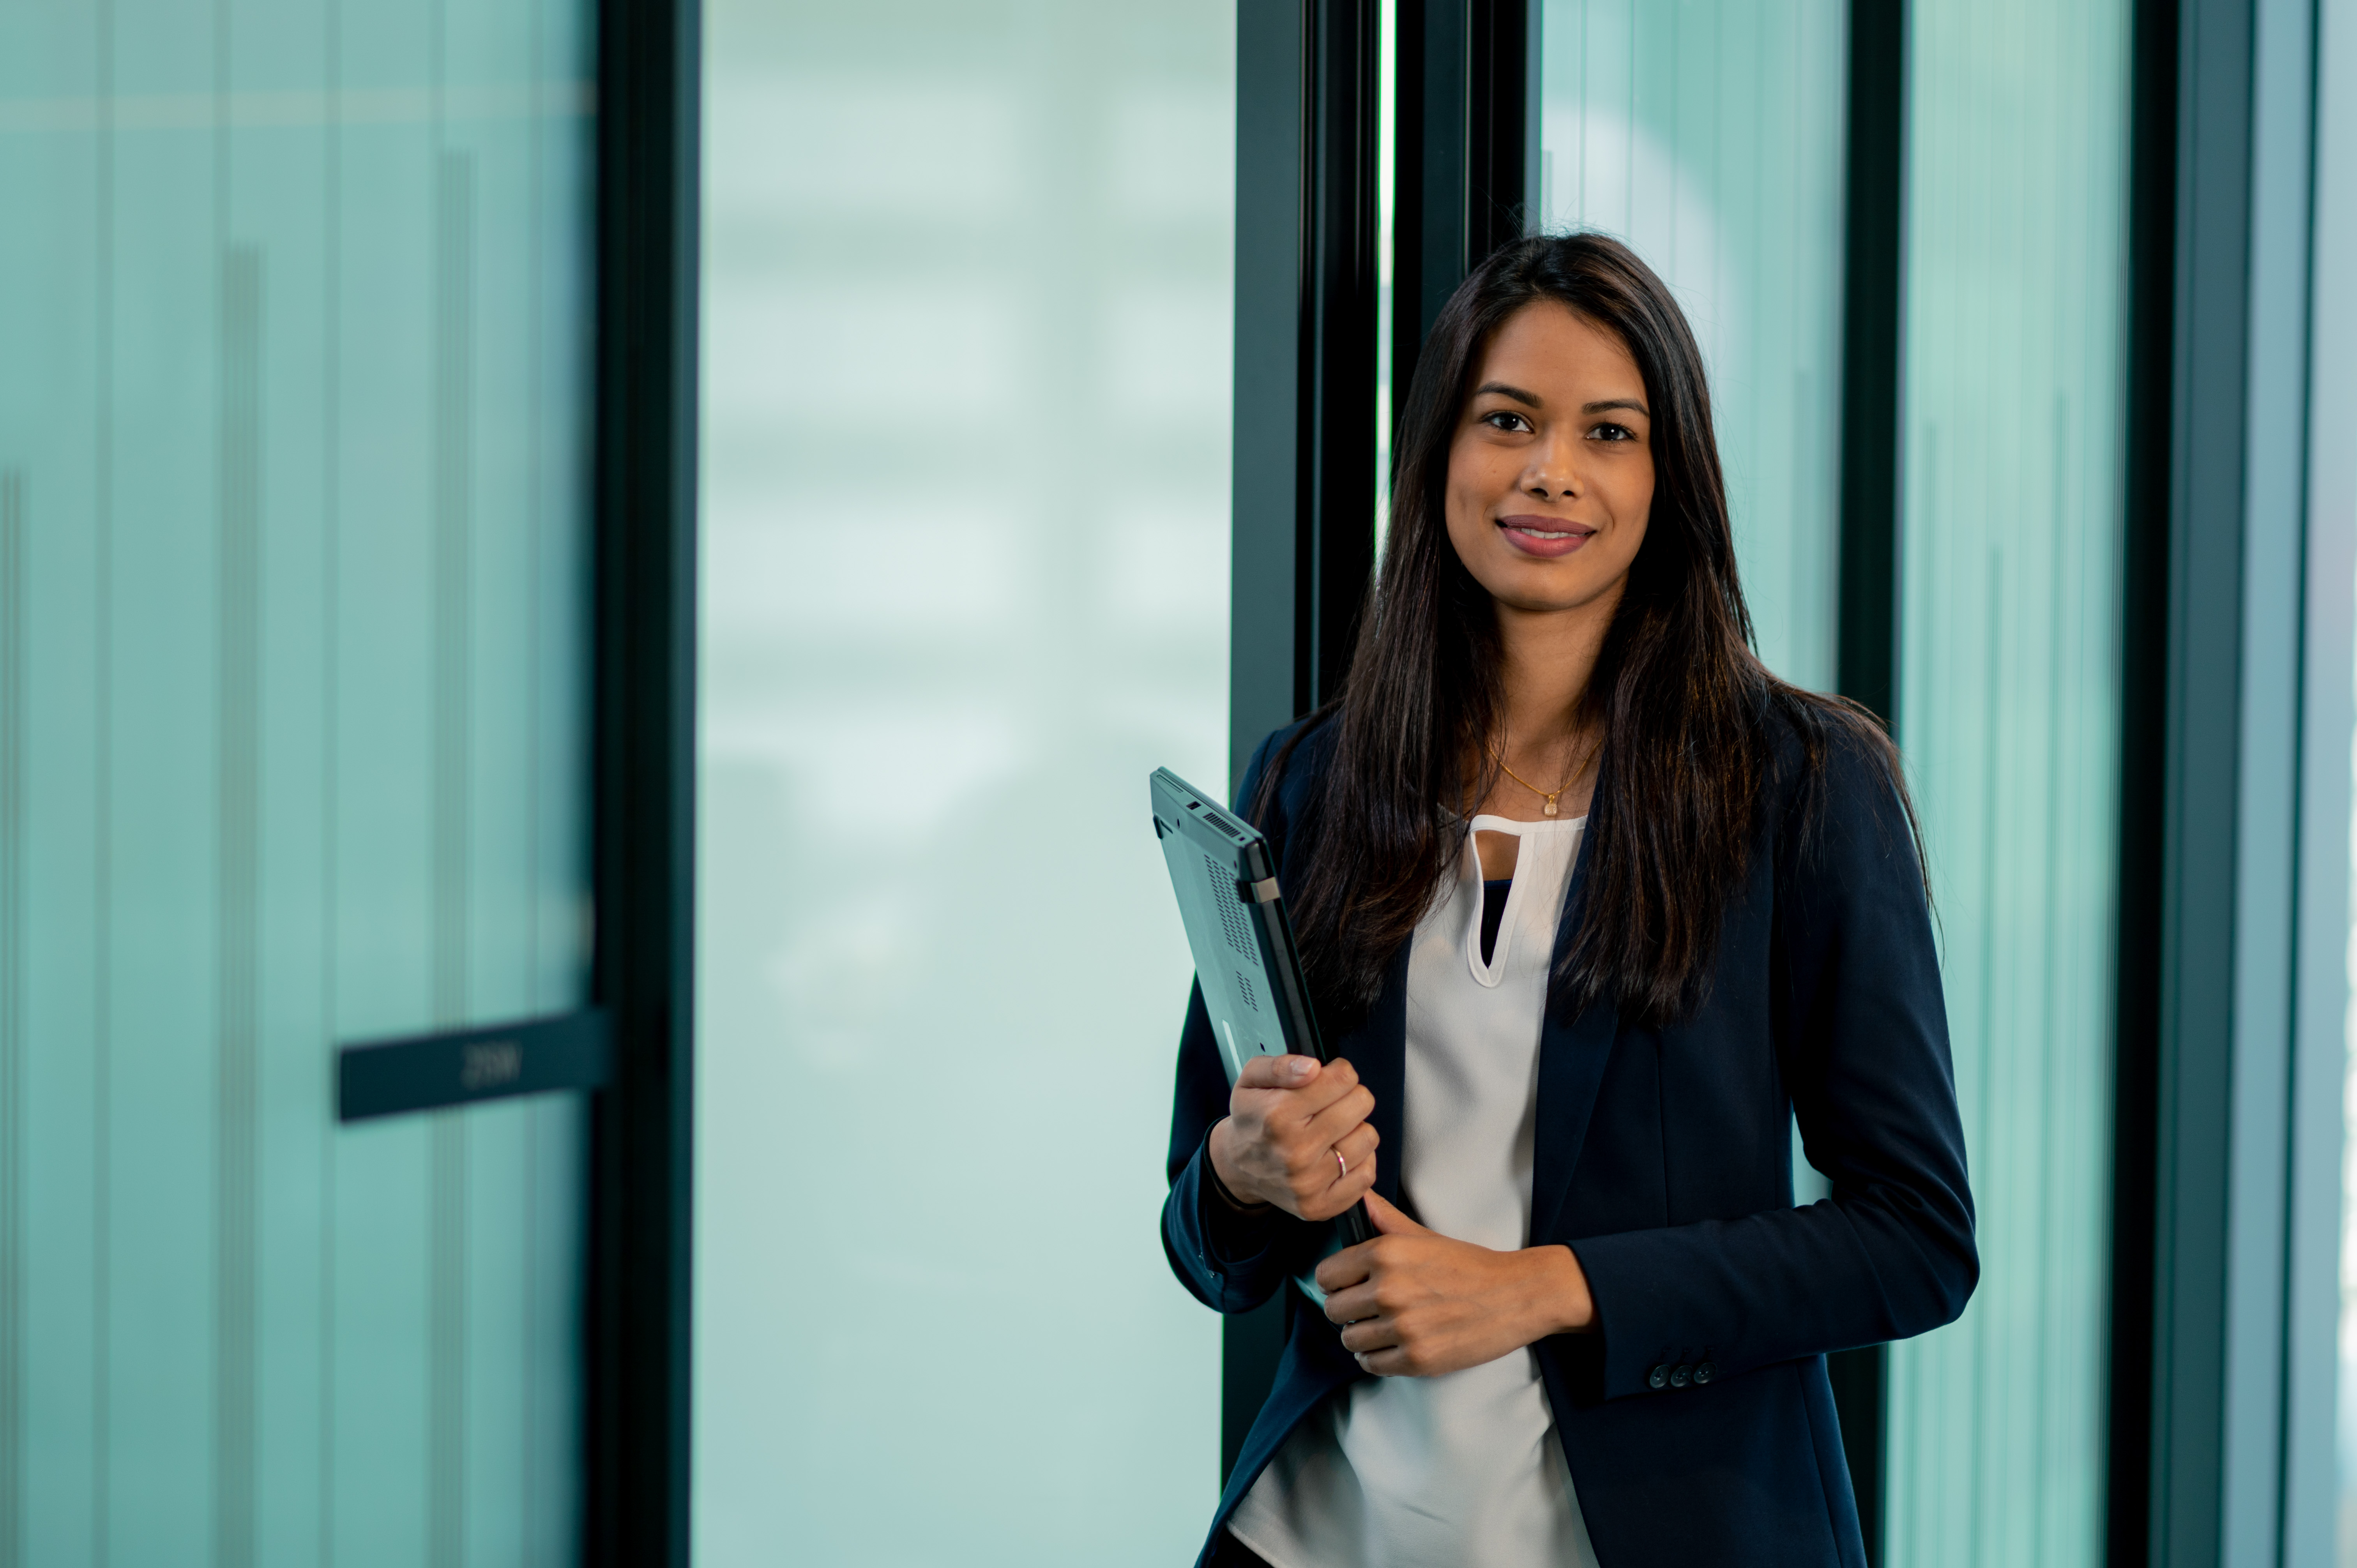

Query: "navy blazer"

xmin=1161 ymin=708 xmax=1976 ymax=1567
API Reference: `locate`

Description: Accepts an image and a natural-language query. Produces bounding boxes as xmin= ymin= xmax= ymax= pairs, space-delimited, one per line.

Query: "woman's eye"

xmin=1590 ymin=423 xmax=1634 ymax=442
xmin=1481 ymin=411 xmax=1530 ymax=433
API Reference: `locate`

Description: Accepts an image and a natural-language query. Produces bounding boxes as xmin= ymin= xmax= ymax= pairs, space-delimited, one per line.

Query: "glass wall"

xmin=2322 ymin=0 xmax=2357 ymax=1557
xmin=1883 ymin=1 xmax=2131 ymax=1562
xmin=692 ymin=3 xmax=1235 ymax=1563
xmin=1536 ymin=0 xmax=1848 ymax=693
xmin=0 ymin=0 xmax=593 ymax=1560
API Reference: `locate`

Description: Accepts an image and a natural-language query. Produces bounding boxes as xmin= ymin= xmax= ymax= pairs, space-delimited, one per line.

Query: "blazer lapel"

xmin=1330 ymin=944 xmax=1410 ymax=1208
xmin=1529 ymin=831 xmax=1619 ymax=1245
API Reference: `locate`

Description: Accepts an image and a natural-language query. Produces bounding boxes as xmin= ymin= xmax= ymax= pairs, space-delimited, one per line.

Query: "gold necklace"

xmin=1490 ymin=733 xmax=1600 ymax=817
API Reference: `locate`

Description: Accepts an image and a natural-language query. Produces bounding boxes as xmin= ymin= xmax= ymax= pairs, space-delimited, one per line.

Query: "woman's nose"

xmin=1524 ymin=446 xmax=1580 ymax=500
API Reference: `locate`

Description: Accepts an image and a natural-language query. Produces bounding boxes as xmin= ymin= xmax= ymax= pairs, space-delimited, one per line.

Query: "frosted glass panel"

xmin=2326 ymin=0 xmax=2357 ymax=1556
xmin=1537 ymin=0 xmax=1847 ymax=691
xmin=0 ymin=0 xmax=592 ymax=1561
xmin=692 ymin=3 xmax=1233 ymax=1562
xmin=1884 ymin=2 xmax=2130 ymax=1563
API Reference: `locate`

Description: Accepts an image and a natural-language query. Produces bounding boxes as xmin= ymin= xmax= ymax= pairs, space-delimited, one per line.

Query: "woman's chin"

xmin=1474 ymin=560 xmax=1626 ymax=618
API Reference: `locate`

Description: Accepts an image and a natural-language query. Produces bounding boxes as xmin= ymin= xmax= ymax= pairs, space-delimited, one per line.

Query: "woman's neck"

xmin=1472 ymin=589 xmax=1620 ymax=826
xmin=1493 ymin=591 xmax=1616 ymax=749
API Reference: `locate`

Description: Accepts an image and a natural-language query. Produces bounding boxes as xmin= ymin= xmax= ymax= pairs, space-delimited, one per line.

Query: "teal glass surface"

xmin=0 ymin=1 xmax=593 ymax=1560
xmin=2326 ymin=0 xmax=2357 ymax=1556
xmin=1885 ymin=1 xmax=2131 ymax=1562
xmin=692 ymin=4 xmax=1234 ymax=1563
xmin=1537 ymin=0 xmax=1848 ymax=693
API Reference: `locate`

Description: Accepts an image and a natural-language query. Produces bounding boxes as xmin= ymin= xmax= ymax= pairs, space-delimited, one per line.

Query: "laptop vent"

xmin=1237 ymin=972 xmax=1260 ymax=1013
xmin=1209 ymin=855 xmax=1260 ymax=964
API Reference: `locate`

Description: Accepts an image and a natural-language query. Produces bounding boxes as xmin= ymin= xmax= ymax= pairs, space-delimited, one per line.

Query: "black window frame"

xmin=584 ymin=0 xmax=700 ymax=1561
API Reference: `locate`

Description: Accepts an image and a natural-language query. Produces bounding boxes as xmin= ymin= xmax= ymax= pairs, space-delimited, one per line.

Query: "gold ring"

xmin=1335 ymin=1149 xmax=1348 ymax=1182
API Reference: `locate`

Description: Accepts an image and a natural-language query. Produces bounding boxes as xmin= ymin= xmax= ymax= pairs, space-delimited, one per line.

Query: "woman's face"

xmin=1442 ymin=301 xmax=1654 ymax=618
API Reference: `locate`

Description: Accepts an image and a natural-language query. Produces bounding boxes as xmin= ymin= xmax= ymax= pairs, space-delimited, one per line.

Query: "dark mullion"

xmin=584 ymin=0 xmax=700 ymax=1561
xmin=1391 ymin=0 xmax=1535 ymax=432
xmin=1830 ymin=0 xmax=1908 ymax=1560
xmin=2107 ymin=0 xmax=2182 ymax=1561
xmin=1463 ymin=0 xmax=1535 ymax=261
xmin=1303 ymin=0 xmax=1383 ymax=707
xmin=1392 ymin=0 xmax=1462 ymax=418
xmin=1835 ymin=0 xmax=1906 ymax=733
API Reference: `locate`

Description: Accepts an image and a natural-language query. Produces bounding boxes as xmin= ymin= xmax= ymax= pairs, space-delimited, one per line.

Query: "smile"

xmin=1495 ymin=514 xmax=1596 ymax=558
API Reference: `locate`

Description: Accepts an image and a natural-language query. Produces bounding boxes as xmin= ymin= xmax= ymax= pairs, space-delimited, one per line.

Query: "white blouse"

xmin=1227 ymin=814 xmax=1601 ymax=1568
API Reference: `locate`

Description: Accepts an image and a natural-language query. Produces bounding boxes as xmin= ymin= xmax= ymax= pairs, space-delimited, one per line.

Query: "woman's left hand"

xmin=1317 ymin=1192 xmax=1595 ymax=1377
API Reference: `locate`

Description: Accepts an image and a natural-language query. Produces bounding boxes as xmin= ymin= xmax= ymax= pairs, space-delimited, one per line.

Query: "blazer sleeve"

xmin=1567 ymin=729 xmax=1979 ymax=1399
xmin=1158 ymin=727 xmax=1323 ymax=1314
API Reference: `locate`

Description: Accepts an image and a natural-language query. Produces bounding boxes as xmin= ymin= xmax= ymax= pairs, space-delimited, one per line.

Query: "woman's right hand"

xmin=1207 ymin=1054 xmax=1379 ymax=1221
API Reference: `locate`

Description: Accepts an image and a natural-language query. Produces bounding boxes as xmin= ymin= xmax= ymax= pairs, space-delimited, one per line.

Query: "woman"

xmin=1160 ymin=234 xmax=1975 ymax=1568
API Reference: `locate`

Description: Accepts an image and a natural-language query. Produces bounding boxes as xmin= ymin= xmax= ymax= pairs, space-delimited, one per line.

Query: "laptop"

xmin=1152 ymin=766 xmax=1373 ymax=1255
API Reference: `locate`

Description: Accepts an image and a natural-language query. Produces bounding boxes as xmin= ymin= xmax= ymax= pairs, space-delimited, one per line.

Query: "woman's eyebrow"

xmin=1470 ymin=382 xmax=1650 ymax=418
xmin=1471 ymin=380 xmax=1542 ymax=406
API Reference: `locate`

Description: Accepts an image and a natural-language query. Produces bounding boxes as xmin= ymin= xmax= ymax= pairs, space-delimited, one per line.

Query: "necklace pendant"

xmin=1544 ymin=798 xmax=1559 ymax=816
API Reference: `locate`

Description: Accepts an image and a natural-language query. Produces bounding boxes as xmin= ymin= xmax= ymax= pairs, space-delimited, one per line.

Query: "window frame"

xmin=583 ymin=0 xmax=700 ymax=1560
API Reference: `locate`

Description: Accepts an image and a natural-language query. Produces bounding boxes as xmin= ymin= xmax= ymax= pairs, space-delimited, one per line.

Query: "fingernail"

xmin=1286 ymin=1058 xmax=1313 ymax=1081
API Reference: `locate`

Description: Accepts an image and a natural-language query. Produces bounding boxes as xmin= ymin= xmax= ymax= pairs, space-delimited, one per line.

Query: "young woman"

xmin=1160 ymin=234 xmax=1976 ymax=1568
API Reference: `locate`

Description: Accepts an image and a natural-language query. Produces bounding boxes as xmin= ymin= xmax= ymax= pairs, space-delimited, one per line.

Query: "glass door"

xmin=1883 ymin=3 xmax=2131 ymax=1560
xmin=691 ymin=2 xmax=1238 ymax=1561
xmin=0 ymin=0 xmax=595 ymax=1559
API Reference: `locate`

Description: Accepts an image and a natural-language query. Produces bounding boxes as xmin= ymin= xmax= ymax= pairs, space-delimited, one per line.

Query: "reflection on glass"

xmin=692 ymin=3 xmax=1234 ymax=1562
xmin=0 ymin=1 xmax=592 ymax=1561
xmin=1883 ymin=1 xmax=2130 ymax=1563
xmin=1536 ymin=0 xmax=1847 ymax=692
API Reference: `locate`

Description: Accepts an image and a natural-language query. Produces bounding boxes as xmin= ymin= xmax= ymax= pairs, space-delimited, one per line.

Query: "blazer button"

xmin=1647 ymin=1365 xmax=1668 ymax=1390
xmin=1694 ymin=1362 xmax=1716 ymax=1384
xmin=1670 ymin=1364 xmax=1692 ymax=1388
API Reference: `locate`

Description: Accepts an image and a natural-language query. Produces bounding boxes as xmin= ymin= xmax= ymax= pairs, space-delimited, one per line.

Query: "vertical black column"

xmin=1392 ymin=0 xmax=1535 ymax=421
xmin=1302 ymin=3 xmax=1383 ymax=706
xmin=2107 ymin=4 xmax=2183 ymax=1563
xmin=1836 ymin=0 xmax=1905 ymax=734
xmin=585 ymin=0 xmax=699 ymax=1560
xmin=1233 ymin=0 xmax=1381 ymax=773
xmin=1827 ymin=5 xmax=1908 ymax=1559
xmin=1230 ymin=0 xmax=1382 ymax=772
xmin=1225 ymin=0 xmax=1382 ymax=1485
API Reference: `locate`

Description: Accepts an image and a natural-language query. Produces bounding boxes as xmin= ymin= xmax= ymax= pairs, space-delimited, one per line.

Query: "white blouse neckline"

xmin=1463 ymin=814 xmax=1585 ymax=987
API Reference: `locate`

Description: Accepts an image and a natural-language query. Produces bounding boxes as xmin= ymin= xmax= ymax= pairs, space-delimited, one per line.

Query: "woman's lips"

xmin=1496 ymin=514 xmax=1596 ymax=558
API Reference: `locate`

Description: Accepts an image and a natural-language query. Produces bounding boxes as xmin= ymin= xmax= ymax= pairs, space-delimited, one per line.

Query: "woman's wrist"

xmin=1205 ymin=1119 xmax=1271 ymax=1213
xmin=1524 ymin=1243 xmax=1596 ymax=1337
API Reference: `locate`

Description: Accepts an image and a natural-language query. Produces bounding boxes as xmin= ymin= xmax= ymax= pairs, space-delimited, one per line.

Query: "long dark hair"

xmin=1264 ymin=233 xmax=1917 ymax=1028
